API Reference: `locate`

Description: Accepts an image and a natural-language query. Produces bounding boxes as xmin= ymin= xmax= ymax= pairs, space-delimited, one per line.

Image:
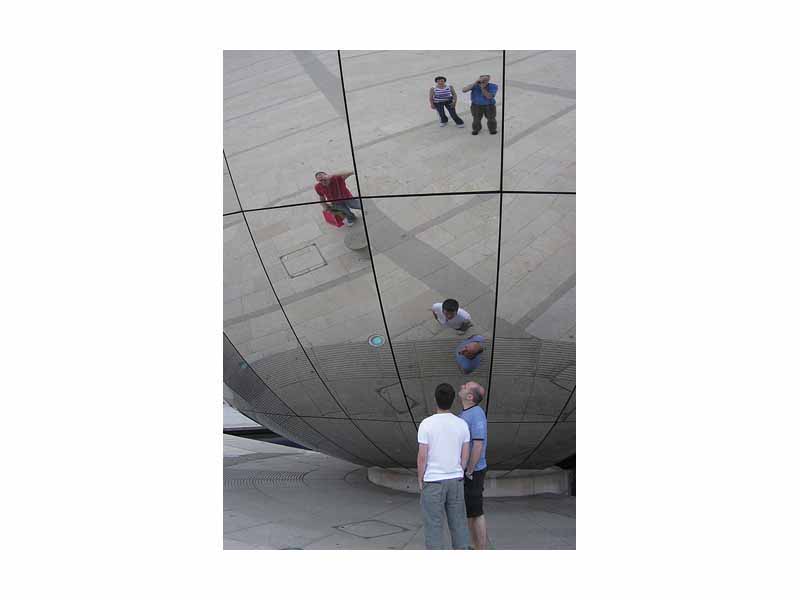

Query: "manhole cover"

xmin=334 ymin=519 xmax=409 ymax=539
xmin=280 ymin=244 xmax=326 ymax=278
xmin=376 ymin=381 xmax=419 ymax=414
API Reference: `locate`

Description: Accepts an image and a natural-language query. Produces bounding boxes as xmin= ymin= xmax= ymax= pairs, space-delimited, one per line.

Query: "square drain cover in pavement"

xmin=280 ymin=244 xmax=326 ymax=278
xmin=334 ymin=519 xmax=409 ymax=539
xmin=377 ymin=382 xmax=419 ymax=414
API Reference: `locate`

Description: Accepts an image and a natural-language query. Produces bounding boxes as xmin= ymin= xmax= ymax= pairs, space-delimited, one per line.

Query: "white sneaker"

xmin=439 ymin=122 xmax=447 ymax=127
xmin=456 ymin=123 xmax=465 ymax=128
xmin=345 ymin=219 xmax=355 ymax=227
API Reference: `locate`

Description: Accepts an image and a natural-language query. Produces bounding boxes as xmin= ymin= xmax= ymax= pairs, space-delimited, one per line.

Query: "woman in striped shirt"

xmin=429 ymin=76 xmax=465 ymax=128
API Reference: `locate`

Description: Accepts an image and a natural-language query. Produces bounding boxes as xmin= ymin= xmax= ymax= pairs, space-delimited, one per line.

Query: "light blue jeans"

xmin=420 ymin=477 xmax=469 ymax=549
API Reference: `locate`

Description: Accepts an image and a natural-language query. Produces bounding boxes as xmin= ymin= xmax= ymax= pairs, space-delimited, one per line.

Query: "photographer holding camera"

xmin=462 ymin=74 xmax=498 ymax=135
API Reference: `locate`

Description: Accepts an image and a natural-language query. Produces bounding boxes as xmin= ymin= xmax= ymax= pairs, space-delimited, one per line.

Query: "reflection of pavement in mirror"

xmin=245 ymin=338 xmax=495 ymax=422
xmin=368 ymin=195 xmax=502 ymax=342
xmin=224 ymin=50 xmax=352 ymax=211
xmin=496 ymin=194 xmax=576 ymax=340
xmin=340 ymin=50 xmax=504 ymax=196
xmin=233 ymin=336 xmax=575 ymax=447
xmin=224 ymin=193 xmax=575 ymax=365
xmin=223 ymin=49 xmax=576 ymax=473
xmin=223 ymin=435 xmax=575 ymax=550
xmin=504 ymin=51 xmax=576 ymax=192
xmin=223 ymin=50 xmax=574 ymax=210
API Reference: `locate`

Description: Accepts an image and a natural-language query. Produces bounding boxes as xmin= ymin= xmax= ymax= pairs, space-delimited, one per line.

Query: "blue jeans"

xmin=434 ymin=101 xmax=464 ymax=125
xmin=420 ymin=477 xmax=469 ymax=549
xmin=328 ymin=199 xmax=362 ymax=221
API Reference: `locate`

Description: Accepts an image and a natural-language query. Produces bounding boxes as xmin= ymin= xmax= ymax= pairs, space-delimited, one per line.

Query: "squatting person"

xmin=314 ymin=170 xmax=362 ymax=227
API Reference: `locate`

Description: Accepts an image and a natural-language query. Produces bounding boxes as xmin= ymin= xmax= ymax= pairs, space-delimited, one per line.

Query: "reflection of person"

xmin=432 ymin=298 xmax=473 ymax=335
xmin=417 ymin=383 xmax=471 ymax=550
xmin=429 ymin=76 xmax=464 ymax=128
xmin=314 ymin=170 xmax=362 ymax=227
xmin=458 ymin=381 xmax=490 ymax=550
xmin=462 ymin=75 xmax=498 ymax=135
xmin=456 ymin=335 xmax=485 ymax=374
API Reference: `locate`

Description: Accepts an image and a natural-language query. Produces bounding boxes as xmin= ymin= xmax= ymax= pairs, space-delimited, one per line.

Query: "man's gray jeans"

xmin=420 ymin=477 xmax=470 ymax=550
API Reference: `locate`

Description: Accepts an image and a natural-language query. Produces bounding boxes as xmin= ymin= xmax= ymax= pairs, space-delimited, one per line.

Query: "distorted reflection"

xmin=429 ymin=75 xmax=465 ymax=127
xmin=223 ymin=50 xmax=354 ymax=210
xmin=455 ymin=335 xmax=485 ymax=375
xmin=488 ymin=192 xmax=575 ymax=454
xmin=365 ymin=194 xmax=499 ymax=423
xmin=461 ymin=74 xmax=498 ymax=135
xmin=340 ymin=50 xmax=502 ymax=195
xmin=503 ymin=50 xmax=576 ymax=192
xmin=223 ymin=50 xmax=576 ymax=470
xmin=314 ymin=169 xmax=363 ymax=227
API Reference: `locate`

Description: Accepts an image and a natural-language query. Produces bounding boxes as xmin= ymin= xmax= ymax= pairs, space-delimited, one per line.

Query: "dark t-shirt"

xmin=315 ymin=175 xmax=353 ymax=202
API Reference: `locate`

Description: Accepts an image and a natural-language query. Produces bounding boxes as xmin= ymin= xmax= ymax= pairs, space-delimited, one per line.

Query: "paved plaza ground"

xmin=223 ymin=434 xmax=576 ymax=550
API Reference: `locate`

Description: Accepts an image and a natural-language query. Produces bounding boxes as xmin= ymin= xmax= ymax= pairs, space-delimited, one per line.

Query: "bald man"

xmin=456 ymin=335 xmax=485 ymax=375
xmin=458 ymin=381 xmax=490 ymax=549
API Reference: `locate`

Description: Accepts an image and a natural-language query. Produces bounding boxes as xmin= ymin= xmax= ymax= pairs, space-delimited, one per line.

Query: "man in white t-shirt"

xmin=417 ymin=383 xmax=471 ymax=550
xmin=431 ymin=298 xmax=473 ymax=335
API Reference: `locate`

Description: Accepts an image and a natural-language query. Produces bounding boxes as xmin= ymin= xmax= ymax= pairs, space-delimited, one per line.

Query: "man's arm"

xmin=461 ymin=441 xmax=470 ymax=471
xmin=480 ymin=84 xmax=496 ymax=100
xmin=319 ymin=195 xmax=338 ymax=211
xmin=450 ymin=85 xmax=457 ymax=106
xmin=417 ymin=444 xmax=428 ymax=490
xmin=429 ymin=87 xmax=435 ymax=108
xmin=462 ymin=80 xmax=478 ymax=93
xmin=466 ymin=440 xmax=484 ymax=476
xmin=331 ymin=171 xmax=354 ymax=179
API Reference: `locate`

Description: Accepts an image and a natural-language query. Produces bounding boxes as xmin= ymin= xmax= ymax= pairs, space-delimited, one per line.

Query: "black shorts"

xmin=464 ymin=467 xmax=487 ymax=518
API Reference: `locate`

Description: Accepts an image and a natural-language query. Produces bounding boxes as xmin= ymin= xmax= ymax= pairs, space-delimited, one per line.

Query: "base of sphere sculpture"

xmin=367 ymin=466 xmax=574 ymax=497
xmin=344 ymin=224 xmax=368 ymax=250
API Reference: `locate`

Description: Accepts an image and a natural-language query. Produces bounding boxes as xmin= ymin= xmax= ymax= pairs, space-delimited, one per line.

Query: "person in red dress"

xmin=314 ymin=170 xmax=363 ymax=227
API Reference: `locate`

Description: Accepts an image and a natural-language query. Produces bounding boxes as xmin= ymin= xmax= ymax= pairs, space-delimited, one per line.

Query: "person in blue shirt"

xmin=455 ymin=335 xmax=485 ymax=374
xmin=462 ymin=75 xmax=498 ymax=136
xmin=458 ymin=381 xmax=490 ymax=549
